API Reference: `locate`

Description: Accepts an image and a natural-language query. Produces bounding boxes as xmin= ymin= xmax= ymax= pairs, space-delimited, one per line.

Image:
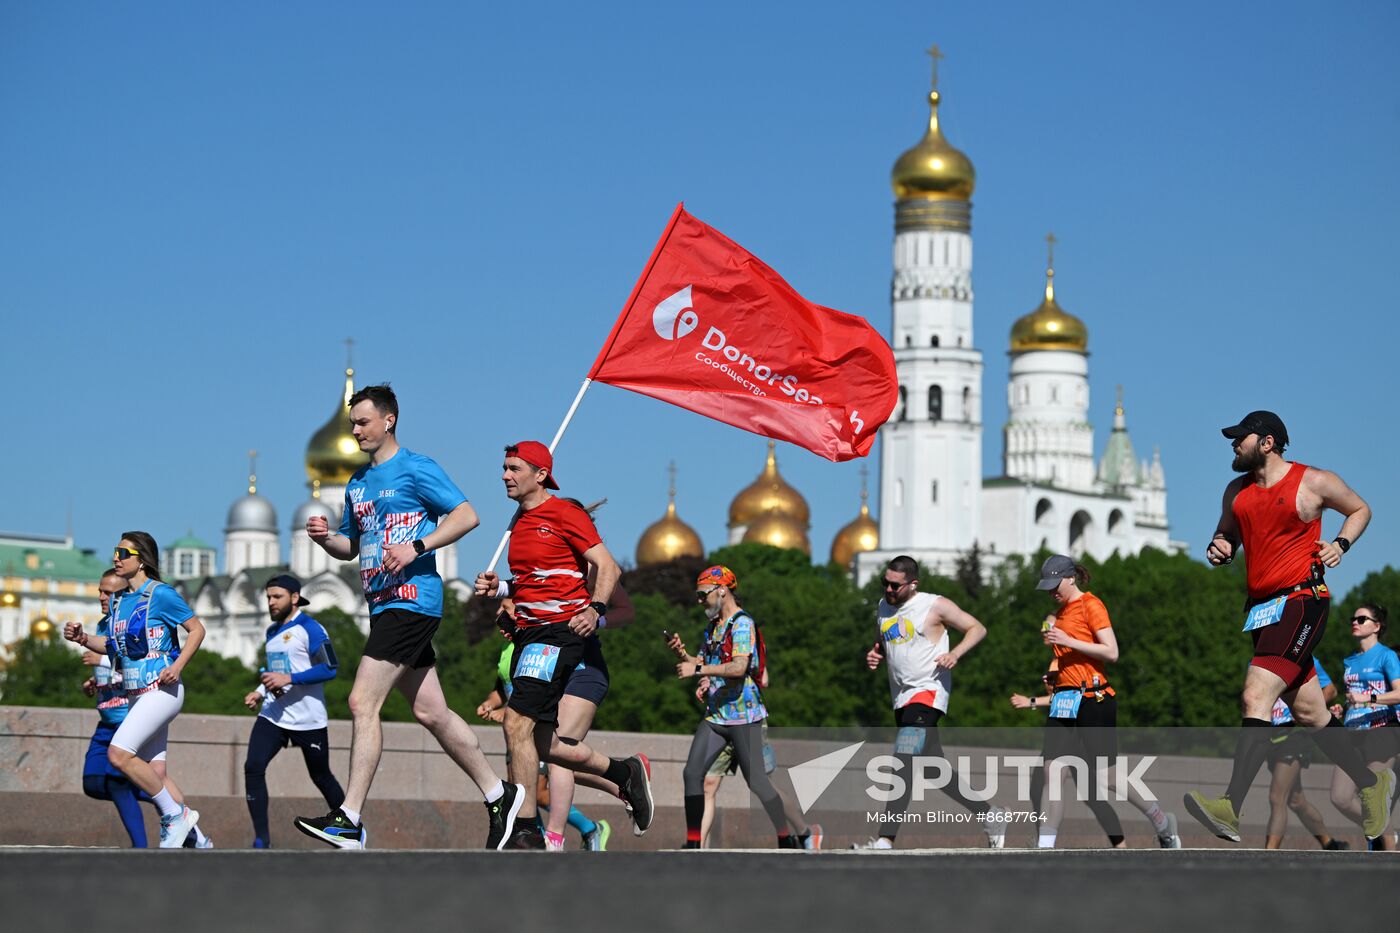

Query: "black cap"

xmin=265 ymin=573 xmax=310 ymax=607
xmin=1221 ymin=410 xmax=1288 ymax=447
xmin=1036 ymin=555 xmax=1077 ymax=590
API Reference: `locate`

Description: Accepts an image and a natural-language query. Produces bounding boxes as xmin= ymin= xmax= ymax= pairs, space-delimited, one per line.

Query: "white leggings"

xmin=110 ymin=682 xmax=183 ymax=761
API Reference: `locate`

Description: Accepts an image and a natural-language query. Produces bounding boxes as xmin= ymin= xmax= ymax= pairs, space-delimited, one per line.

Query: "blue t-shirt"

xmin=339 ymin=447 xmax=467 ymax=618
xmin=107 ymin=581 xmax=194 ymax=695
xmin=1342 ymin=644 xmax=1400 ymax=729
xmin=1271 ymin=660 xmax=1332 ymax=725
xmin=93 ymin=612 xmax=129 ymax=725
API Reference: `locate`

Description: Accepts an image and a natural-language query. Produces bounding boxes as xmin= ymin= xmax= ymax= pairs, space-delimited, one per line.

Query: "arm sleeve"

xmin=291 ymin=623 xmax=339 ymax=685
xmin=415 ymin=456 xmax=468 ymax=519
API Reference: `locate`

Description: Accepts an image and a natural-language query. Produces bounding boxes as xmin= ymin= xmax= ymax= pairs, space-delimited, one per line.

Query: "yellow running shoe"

xmin=1182 ymin=791 xmax=1241 ymax=843
xmin=1359 ymin=769 xmax=1395 ymax=841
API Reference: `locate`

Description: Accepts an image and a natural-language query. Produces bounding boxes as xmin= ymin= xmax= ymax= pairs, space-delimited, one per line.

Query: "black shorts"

xmin=507 ymin=623 xmax=585 ymax=725
xmin=1249 ymin=594 xmax=1327 ymax=690
xmin=1352 ymin=725 xmax=1400 ymax=764
xmin=563 ymin=635 xmax=610 ymax=706
xmin=1265 ymin=726 xmax=1313 ymax=769
xmin=1043 ymin=693 xmax=1119 ymax=762
xmin=363 ymin=609 xmax=439 ymax=669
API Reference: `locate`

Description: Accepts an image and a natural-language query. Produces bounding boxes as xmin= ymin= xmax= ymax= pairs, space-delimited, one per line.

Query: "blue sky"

xmin=2 ymin=1 xmax=1396 ymax=598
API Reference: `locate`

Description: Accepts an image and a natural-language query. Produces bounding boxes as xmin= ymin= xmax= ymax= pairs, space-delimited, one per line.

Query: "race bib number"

xmin=514 ymin=643 xmax=562 ymax=682
xmin=267 ymin=652 xmax=292 ymax=675
xmin=1243 ymin=596 xmax=1287 ymax=632
xmin=1049 ymin=690 xmax=1083 ymax=720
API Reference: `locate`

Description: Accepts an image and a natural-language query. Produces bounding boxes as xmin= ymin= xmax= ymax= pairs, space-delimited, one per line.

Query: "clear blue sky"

xmin=2 ymin=1 xmax=1396 ymax=598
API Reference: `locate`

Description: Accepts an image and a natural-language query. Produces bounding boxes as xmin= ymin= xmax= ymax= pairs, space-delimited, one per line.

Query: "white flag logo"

xmin=651 ymin=286 xmax=698 ymax=340
xmin=788 ymin=741 xmax=865 ymax=814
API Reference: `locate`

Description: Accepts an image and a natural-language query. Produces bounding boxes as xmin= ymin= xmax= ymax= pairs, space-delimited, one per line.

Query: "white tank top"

xmin=878 ymin=591 xmax=951 ymax=713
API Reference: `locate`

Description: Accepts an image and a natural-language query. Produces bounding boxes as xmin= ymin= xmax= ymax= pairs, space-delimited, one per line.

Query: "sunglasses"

xmin=113 ymin=547 xmax=140 ymax=561
xmin=695 ymin=589 xmax=717 ymax=602
xmin=881 ymin=578 xmax=909 ymax=590
xmin=1352 ymin=616 xmax=1378 ymax=625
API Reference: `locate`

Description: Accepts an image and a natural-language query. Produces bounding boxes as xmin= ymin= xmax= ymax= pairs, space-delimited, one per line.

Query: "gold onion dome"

xmin=729 ymin=441 xmax=810 ymax=529
xmin=831 ymin=481 xmax=880 ymax=568
xmin=636 ymin=466 xmax=704 ymax=566
xmin=0 ymin=591 xmax=19 ymax=609
xmin=1010 ymin=240 xmax=1088 ymax=354
xmin=306 ymin=367 xmax=371 ymax=487
xmin=891 ymin=89 xmax=975 ymax=202
xmin=30 ymin=616 xmax=54 ymax=640
xmin=742 ymin=509 xmax=811 ymax=555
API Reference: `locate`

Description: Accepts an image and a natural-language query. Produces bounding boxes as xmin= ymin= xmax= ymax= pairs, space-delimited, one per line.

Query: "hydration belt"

xmin=1245 ymin=561 xmax=1327 ymax=611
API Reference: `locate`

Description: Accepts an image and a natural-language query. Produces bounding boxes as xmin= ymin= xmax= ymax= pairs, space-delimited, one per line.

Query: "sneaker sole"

xmin=493 ymin=784 xmax=525 ymax=851
xmin=629 ymin=755 xmax=654 ymax=837
xmin=160 ymin=809 xmax=200 ymax=849
xmin=1182 ymin=794 xmax=1240 ymax=843
xmin=294 ymin=818 xmax=366 ymax=850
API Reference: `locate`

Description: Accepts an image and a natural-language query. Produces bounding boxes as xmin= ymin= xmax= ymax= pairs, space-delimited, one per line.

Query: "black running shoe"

xmin=294 ymin=809 xmax=367 ymax=850
xmin=1323 ymin=839 xmax=1351 ymax=850
xmin=778 ymin=835 xmax=802 ymax=849
xmin=503 ymin=822 xmax=545 ymax=850
xmin=485 ymin=782 xmax=524 ymax=851
xmin=619 ymin=754 xmax=654 ymax=836
xmin=681 ymin=841 xmax=701 ymax=849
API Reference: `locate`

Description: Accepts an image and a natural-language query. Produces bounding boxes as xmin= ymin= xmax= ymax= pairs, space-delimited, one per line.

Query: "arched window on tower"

xmin=930 ymin=335 xmax=940 ymax=348
xmin=928 ymin=385 xmax=943 ymax=422
xmin=897 ymin=386 xmax=908 ymax=422
xmin=904 ymin=335 xmax=912 ymax=348
xmin=962 ymin=386 xmax=972 ymax=423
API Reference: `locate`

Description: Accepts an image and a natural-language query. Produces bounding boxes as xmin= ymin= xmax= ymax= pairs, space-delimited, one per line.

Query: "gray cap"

xmin=1036 ymin=555 xmax=1076 ymax=590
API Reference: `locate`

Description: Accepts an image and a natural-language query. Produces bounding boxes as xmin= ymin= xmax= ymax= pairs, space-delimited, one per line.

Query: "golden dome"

xmin=1010 ymin=241 xmax=1088 ymax=354
xmin=742 ymin=509 xmax=811 ymax=555
xmin=891 ymin=90 xmax=975 ymax=202
xmin=729 ymin=441 xmax=810 ymax=529
xmin=30 ymin=615 xmax=54 ymax=641
xmin=306 ymin=367 xmax=371 ymax=488
xmin=0 ymin=591 xmax=19 ymax=610
xmin=637 ymin=466 xmax=704 ymax=566
xmin=831 ymin=480 xmax=880 ymax=569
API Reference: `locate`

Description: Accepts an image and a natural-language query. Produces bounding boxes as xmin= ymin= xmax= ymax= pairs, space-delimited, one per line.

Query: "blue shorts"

xmin=563 ymin=635 xmax=610 ymax=706
xmin=84 ymin=721 xmax=125 ymax=780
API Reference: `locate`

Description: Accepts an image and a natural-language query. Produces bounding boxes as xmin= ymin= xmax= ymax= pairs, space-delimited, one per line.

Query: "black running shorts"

xmin=362 ymin=609 xmax=439 ymax=669
xmin=1249 ymin=594 xmax=1327 ymax=691
xmin=506 ymin=622 xmax=585 ymax=725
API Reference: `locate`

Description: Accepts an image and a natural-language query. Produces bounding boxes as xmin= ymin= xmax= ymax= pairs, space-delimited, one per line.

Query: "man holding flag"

xmin=475 ymin=441 xmax=654 ymax=849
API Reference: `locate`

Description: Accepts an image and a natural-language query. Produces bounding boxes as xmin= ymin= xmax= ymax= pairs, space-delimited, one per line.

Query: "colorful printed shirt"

xmin=93 ymin=612 xmax=129 ymax=725
xmin=507 ymin=497 xmax=601 ymax=628
xmin=702 ymin=611 xmax=766 ymax=726
xmin=1271 ymin=660 xmax=1332 ymax=725
xmin=1342 ymin=644 xmax=1400 ymax=730
xmin=340 ymin=447 xmax=467 ymax=618
xmin=258 ymin=612 xmax=337 ymax=731
xmin=107 ymin=581 xmax=194 ymax=696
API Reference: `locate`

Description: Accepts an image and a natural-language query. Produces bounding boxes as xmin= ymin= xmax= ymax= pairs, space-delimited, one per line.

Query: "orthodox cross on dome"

xmin=1046 ymin=232 xmax=1058 ymax=274
xmin=1115 ymin=384 xmax=1124 ymax=416
xmin=248 ymin=449 xmax=259 ymax=495
xmin=859 ymin=462 xmax=870 ymax=504
xmin=926 ymin=43 xmax=944 ymax=90
xmin=344 ymin=337 xmax=355 ymax=375
xmin=667 ymin=460 xmax=678 ymax=503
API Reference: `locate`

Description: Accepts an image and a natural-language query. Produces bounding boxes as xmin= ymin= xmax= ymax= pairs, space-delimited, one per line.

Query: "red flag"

xmin=589 ymin=205 xmax=897 ymax=461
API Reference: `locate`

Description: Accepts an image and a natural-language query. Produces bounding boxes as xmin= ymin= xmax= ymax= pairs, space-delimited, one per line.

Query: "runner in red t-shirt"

xmin=1183 ymin=410 xmax=1391 ymax=844
xmin=474 ymin=441 xmax=653 ymax=849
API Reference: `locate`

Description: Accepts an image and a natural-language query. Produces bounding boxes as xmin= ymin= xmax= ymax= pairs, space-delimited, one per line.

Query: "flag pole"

xmin=483 ymin=377 xmax=594 ymax=573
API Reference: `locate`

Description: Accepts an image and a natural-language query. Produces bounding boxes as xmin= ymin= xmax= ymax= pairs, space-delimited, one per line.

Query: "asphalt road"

xmin=3 ymin=848 xmax=1396 ymax=932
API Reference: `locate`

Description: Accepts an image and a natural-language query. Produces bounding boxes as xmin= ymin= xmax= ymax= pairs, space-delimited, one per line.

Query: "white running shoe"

xmin=850 ymin=836 xmax=893 ymax=850
xmin=1156 ymin=811 xmax=1182 ymax=849
xmin=983 ymin=807 xmax=1008 ymax=849
xmin=159 ymin=807 xmax=199 ymax=849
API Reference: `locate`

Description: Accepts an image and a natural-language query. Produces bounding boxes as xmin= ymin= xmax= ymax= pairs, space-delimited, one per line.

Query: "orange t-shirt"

xmin=1051 ymin=592 xmax=1115 ymax=696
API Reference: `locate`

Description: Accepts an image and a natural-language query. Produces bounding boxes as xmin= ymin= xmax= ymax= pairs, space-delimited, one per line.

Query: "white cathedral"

xmin=159 ymin=366 xmax=463 ymax=666
xmin=853 ymin=57 xmax=1183 ymax=585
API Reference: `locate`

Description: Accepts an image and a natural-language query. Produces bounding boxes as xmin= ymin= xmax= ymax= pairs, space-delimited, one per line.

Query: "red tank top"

xmin=1232 ymin=461 xmax=1320 ymax=599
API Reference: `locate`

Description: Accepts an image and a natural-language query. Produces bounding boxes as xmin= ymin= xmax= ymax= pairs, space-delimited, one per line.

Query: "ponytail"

xmin=1073 ymin=564 xmax=1091 ymax=589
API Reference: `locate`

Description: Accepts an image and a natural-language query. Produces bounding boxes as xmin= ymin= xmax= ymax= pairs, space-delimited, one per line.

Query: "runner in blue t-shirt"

xmin=293 ymin=383 xmax=518 ymax=851
xmin=1328 ymin=604 xmax=1400 ymax=848
xmin=78 ymin=570 xmax=155 ymax=847
xmin=64 ymin=532 xmax=208 ymax=848
xmin=1263 ymin=660 xmax=1348 ymax=849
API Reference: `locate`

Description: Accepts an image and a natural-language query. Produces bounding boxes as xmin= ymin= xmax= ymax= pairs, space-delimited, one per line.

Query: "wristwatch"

xmin=1333 ymin=536 xmax=1351 ymax=554
xmin=589 ymin=601 xmax=607 ymax=616
xmin=694 ymin=663 xmax=702 ymax=676
xmin=412 ymin=539 xmax=427 ymax=556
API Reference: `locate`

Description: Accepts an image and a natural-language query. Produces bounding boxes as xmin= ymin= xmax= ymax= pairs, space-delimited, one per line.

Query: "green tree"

xmin=0 ymin=636 xmax=90 ymax=708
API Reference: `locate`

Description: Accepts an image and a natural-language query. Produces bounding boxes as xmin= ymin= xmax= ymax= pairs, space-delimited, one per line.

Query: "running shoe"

xmin=681 ymin=841 xmax=701 ymax=849
xmin=1322 ymin=839 xmax=1350 ymax=850
xmin=1182 ymin=791 xmax=1241 ymax=843
xmin=618 ymin=754 xmax=654 ymax=836
xmin=1359 ymin=768 xmax=1395 ymax=841
xmin=294 ymin=808 xmax=367 ymax=850
xmin=802 ymin=823 xmax=824 ymax=850
xmin=983 ymin=806 xmax=1008 ymax=849
xmin=485 ymin=782 xmax=525 ymax=851
xmin=582 ymin=819 xmax=611 ymax=852
xmin=252 ymin=838 xmax=271 ymax=849
xmin=159 ymin=807 xmax=199 ymax=849
xmin=504 ymin=823 xmax=545 ymax=850
xmin=778 ymin=834 xmax=802 ymax=849
xmin=1156 ymin=811 xmax=1182 ymax=849
xmin=544 ymin=830 xmax=566 ymax=852
xmin=850 ymin=837 xmax=893 ymax=850
xmin=193 ymin=833 xmax=214 ymax=850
